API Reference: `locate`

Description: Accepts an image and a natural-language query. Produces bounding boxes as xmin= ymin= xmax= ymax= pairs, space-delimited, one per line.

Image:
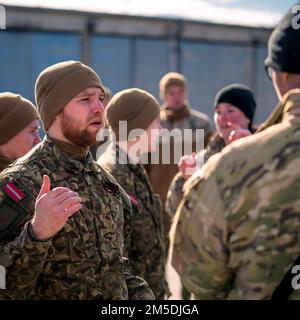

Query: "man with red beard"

xmin=0 ymin=60 xmax=154 ymax=300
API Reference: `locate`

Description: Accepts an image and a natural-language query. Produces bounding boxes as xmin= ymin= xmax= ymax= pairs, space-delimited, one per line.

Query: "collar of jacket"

xmin=0 ymin=155 xmax=12 ymax=172
xmin=256 ymin=89 xmax=300 ymax=133
xmin=43 ymin=135 xmax=100 ymax=174
xmin=160 ymin=103 xmax=191 ymax=123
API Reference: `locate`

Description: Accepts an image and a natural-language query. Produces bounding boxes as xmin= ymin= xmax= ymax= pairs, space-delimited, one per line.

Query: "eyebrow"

xmin=77 ymin=89 xmax=104 ymax=98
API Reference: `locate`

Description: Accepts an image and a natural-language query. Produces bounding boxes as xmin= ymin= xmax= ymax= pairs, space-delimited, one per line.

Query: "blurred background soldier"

xmin=0 ymin=92 xmax=41 ymax=172
xmin=166 ymin=83 xmax=257 ymax=225
xmin=99 ymin=88 xmax=167 ymax=299
xmin=166 ymin=83 xmax=256 ymax=299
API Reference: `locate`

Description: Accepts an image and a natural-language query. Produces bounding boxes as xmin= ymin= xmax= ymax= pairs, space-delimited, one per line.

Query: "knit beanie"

xmin=0 ymin=92 xmax=38 ymax=145
xmin=159 ymin=72 xmax=187 ymax=100
xmin=265 ymin=1 xmax=300 ymax=74
xmin=35 ymin=60 xmax=103 ymax=130
xmin=213 ymin=83 xmax=257 ymax=128
xmin=106 ymin=88 xmax=160 ymax=141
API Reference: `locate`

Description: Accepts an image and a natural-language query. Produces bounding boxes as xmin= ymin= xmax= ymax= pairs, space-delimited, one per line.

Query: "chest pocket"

xmin=0 ymin=179 xmax=35 ymax=243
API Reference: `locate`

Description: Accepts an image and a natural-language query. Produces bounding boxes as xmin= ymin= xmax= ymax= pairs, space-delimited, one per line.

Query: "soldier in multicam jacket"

xmin=171 ymin=5 xmax=300 ymax=300
xmin=0 ymin=92 xmax=41 ymax=172
xmin=99 ymin=88 xmax=167 ymax=299
xmin=0 ymin=61 xmax=154 ymax=300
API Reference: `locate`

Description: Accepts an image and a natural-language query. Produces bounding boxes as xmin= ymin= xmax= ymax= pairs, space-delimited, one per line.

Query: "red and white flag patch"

xmin=3 ymin=182 xmax=25 ymax=203
xmin=127 ymin=193 xmax=138 ymax=207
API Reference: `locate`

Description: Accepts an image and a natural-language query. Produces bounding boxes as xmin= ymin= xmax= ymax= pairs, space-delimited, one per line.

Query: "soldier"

xmin=98 ymin=88 xmax=167 ymax=299
xmin=166 ymin=83 xmax=256 ymax=224
xmin=0 ymin=93 xmax=41 ymax=172
xmin=171 ymin=4 xmax=300 ymax=299
xmin=145 ymin=72 xmax=213 ymax=252
xmin=0 ymin=61 xmax=154 ymax=300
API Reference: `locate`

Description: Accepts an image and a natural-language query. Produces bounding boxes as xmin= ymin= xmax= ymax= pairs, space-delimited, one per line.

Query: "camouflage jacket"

xmin=172 ymin=89 xmax=300 ymax=299
xmin=99 ymin=144 xmax=167 ymax=299
xmin=165 ymin=134 xmax=225 ymax=222
xmin=0 ymin=156 xmax=12 ymax=173
xmin=0 ymin=136 xmax=154 ymax=300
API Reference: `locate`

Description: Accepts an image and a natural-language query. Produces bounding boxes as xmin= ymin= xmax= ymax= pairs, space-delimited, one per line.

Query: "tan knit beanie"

xmin=106 ymin=88 xmax=160 ymax=141
xmin=35 ymin=60 xmax=103 ymax=130
xmin=159 ymin=72 xmax=187 ymax=100
xmin=0 ymin=92 xmax=39 ymax=145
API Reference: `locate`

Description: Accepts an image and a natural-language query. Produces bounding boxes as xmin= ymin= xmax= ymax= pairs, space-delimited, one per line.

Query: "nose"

xmin=92 ymin=99 xmax=105 ymax=114
xmin=218 ymin=112 xmax=228 ymax=125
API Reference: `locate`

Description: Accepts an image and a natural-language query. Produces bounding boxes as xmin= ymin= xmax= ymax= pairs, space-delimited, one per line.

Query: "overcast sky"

xmin=1 ymin=0 xmax=298 ymax=27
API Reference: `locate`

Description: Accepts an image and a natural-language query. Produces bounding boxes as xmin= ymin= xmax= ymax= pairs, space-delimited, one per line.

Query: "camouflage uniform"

xmin=165 ymin=134 xmax=225 ymax=221
xmin=172 ymin=90 xmax=300 ymax=299
xmin=0 ymin=136 xmax=154 ymax=300
xmin=0 ymin=156 xmax=12 ymax=173
xmin=99 ymin=143 xmax=167 ymax=299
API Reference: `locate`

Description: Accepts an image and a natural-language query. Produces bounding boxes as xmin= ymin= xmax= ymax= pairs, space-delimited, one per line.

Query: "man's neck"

xmin=48 ymin=134 xmax=89 ymax=161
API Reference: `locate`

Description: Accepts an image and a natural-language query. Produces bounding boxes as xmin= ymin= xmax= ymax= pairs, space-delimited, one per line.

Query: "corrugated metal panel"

xmin=134 ymin=38 xmax=171 ymax=98
xmin=91 ymin=36 xmax=131 ymax=93
xmin=0 ymin=29 xmax=278 ymax=127
xmin=180 ymin=41 xmax=252 ymax=122
xmin=0 ymin=31 xmax=80 ymax=102
xmin=92 ymin=36 xmax=171 ymax=99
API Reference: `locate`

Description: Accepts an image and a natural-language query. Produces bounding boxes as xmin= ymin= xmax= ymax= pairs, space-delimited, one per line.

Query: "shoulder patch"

xmin=3 ymin=181 xmax=25 ymax=203
xmin=0 ymin=178 xmax=35 ymax=241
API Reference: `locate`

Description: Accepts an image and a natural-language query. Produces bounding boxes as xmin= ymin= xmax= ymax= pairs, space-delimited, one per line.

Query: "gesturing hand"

xmin=31 ymin=175 xmax=82 ymax=241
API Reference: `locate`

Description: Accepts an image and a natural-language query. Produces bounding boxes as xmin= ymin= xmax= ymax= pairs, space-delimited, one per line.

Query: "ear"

xmin=283 ymin=72 xmax=291 ymax=82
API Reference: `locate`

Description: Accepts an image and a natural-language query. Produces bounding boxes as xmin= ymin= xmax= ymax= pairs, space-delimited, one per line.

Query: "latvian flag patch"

xmin=3 ymin=182 xmax=25 ymax=203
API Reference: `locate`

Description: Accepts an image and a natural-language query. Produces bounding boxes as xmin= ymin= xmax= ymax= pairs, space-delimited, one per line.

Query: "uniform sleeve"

xmin=165 ymin=172 xmax=186 ymax=222
xmin=0 ymin=221 xmax=52 ymax=299
xmin=171 ymin=173 xmax=233 ymax=299
xmin=0 ymin=175 xmax=52 ymax=299
xmin=123 ymin=257 xmax=155 ymax=300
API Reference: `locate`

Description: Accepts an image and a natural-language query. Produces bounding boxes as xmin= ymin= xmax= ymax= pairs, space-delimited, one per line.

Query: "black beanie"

xmin=213 ymin=84 xmax=256 ymax=128
xmin=265 ymin=2 xmax=300 ymax=74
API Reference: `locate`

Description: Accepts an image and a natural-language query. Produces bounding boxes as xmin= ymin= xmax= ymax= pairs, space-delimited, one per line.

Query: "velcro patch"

xmin=3 ymin=182 xmax=25 ymax=203
xmin=0 ymin=178 xmax=35 ymax=241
